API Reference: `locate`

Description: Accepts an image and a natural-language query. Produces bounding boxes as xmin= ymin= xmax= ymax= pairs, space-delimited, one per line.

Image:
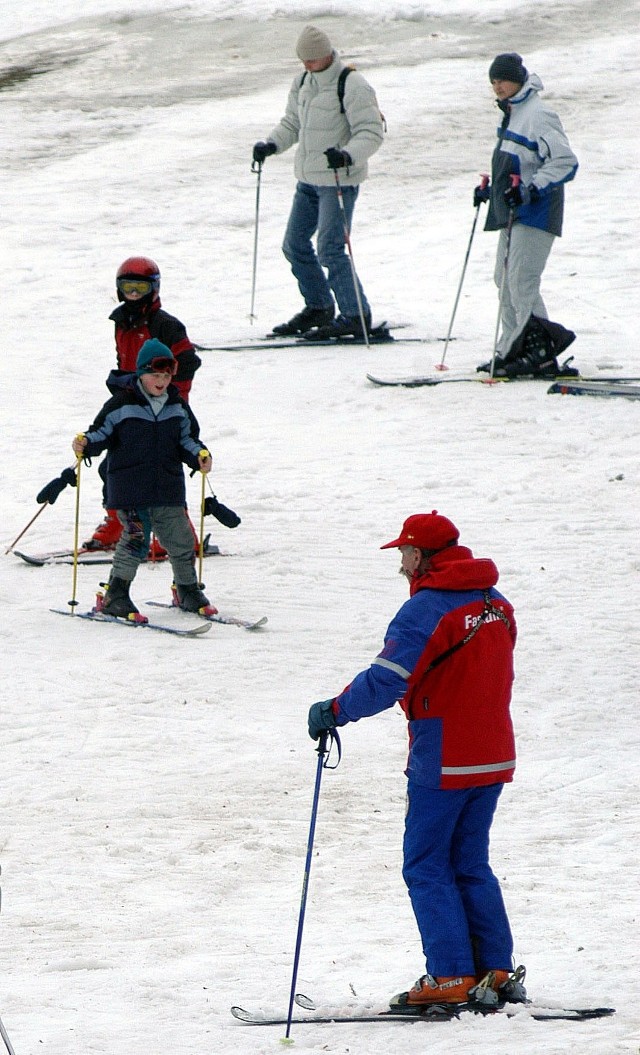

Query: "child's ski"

xmin=147 ymin=600 xmax=267 ymax=630
xmin=51 ymin=608 xmax=211 ymax=637
xmin=15 ymin=539 xmax=224 ymax=566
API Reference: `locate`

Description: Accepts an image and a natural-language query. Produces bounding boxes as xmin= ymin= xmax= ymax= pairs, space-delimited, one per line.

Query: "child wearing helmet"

xmin=84 ymin=257 xmax=202 ymax=552
xmin=112 ymin=257 xmax=201 ymax=401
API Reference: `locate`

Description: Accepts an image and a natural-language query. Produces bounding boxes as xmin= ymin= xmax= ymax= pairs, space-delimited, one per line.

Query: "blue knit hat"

xmin=136 ymin=338 xmax=176 ymax=376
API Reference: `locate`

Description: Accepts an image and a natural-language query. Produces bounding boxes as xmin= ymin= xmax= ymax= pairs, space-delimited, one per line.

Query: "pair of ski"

xmin=51 ymin=602 xmax=267 ymax=636
xmin=14 ymin=535 xmax=224 ymax=567
xmin=196 ymin=323 xmax=441 ymax=352
xmin=366 ymin=371 xmax=640 ymax=390
xmin=232 ymin=991 xmax=615 ymax=1027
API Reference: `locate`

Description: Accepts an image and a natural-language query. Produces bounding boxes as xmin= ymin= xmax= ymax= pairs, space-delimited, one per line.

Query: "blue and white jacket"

xmin=485 ymin=73 xmax=578 ymax=236
xmin=80 ymin=371 xmax=205 ymax=510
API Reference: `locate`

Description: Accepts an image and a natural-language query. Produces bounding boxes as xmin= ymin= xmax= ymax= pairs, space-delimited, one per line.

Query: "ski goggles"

xmin=141 ymin=356 xmax=177 ymax=376
xmin=117 ymin=278 xmax=154 ymax=296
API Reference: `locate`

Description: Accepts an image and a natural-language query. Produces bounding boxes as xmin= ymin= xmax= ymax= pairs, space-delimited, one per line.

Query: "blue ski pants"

xmin=403 ymin=781 xmax=514 ymax=977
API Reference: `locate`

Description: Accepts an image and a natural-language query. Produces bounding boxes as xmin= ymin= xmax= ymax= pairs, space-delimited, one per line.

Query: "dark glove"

xmin=203 ymin=495 xmax=241 ymax=528
xmin=252 ymin=141 xmax=277 ymax=164
xmin=473 ymin=181 xmax=491 ymax=207
xmin=308 ymin=699 xmax=337 ymax=741
xmin=36 ymin=467 xmax=77 ymax=505
xmin=504 ymin=182 xmax=539 ymax=208
xmin=324 ymin=147 xmax=352 ymax=170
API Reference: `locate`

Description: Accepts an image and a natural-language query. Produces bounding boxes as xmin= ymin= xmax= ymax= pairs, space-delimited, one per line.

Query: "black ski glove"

xmin=473 ymin=181 xmax=491 ymax=207
xmin=504 ymin=182 xmax=539 ymax=208
xmin=308 ymin=700 xmax=337 ymax=741
xmin=36 ymin=467 xmax=77 ymax=505
xmin=252 ymin=141 xmax=277 ymax=164
xmin=324 ymin=147 xmax=351 ymax=170
xmin=203 ymin=496 xmax=241 ymax=528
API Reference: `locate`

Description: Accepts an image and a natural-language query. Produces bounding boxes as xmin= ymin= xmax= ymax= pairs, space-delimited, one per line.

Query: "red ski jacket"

xmin=110 ymin=298 xmax=201 ymax=401
xmin=333 ymin=547 xmax=517 ymax=790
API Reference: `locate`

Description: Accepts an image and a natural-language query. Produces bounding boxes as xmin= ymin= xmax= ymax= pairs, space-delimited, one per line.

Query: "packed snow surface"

xmin=1 ymin=1 xmax=638 ymax=1053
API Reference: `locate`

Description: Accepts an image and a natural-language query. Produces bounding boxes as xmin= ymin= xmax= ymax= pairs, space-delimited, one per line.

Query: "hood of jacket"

xmin=409 ymin=544 xmax=499 ymax=596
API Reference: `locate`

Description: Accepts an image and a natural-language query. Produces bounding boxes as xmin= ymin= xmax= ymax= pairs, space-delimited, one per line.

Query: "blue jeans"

xmin=403 ymin=782 xmax=514 ymax=977
xmin=282 ymin=181 xmax=370 ymax=319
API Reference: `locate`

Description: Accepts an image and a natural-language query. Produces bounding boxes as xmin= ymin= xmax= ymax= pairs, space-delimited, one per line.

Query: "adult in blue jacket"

xmin=308 ymin=513 xmax=526 ymax=1010
xmin=475 ymin=53 xmax=579 ymax=377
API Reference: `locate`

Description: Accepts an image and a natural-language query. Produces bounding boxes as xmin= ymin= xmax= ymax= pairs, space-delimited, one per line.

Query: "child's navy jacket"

xmin=80 ymin=371 xmax=204 ymax=510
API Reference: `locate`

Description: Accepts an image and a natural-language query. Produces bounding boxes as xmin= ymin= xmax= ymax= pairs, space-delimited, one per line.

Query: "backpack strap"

xmin=337 ymin=67 xmax=352 ymax=113
xmin=300 ymin=67 xmax=351 ymax=112
xmin=301 ymin=65 xmax=386 ymax=130
xmin=422 ymin=591 xmax=511 ymax=676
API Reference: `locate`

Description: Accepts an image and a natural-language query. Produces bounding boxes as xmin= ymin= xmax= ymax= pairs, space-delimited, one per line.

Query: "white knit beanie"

xmin=296 ymin=25 xmax=332 ymax=62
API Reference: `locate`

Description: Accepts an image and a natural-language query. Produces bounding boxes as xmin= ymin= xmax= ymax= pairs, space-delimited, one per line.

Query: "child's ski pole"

xmin=68 ymin=444 xmax=84 ymax=613
xmin=5 ymin=465 xmax=77 ymax=554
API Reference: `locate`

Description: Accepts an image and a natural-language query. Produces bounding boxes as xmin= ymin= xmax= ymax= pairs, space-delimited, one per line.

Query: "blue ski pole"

xmin=283 ymin=729 xmax=341 ymax=1042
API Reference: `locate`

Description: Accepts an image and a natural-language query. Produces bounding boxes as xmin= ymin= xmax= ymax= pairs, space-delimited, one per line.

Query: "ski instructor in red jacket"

xmin=308 ymin=512 xmax=526 ymax=1011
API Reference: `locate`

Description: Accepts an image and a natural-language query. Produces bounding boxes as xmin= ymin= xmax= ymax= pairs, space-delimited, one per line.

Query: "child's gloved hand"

xmin=198 ymin=449 xmax=212 ymax=473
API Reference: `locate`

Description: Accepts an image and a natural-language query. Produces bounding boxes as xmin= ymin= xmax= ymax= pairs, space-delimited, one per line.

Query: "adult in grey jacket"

xmin=252 ymin=25 xmax=384 ymax=339
xmin=475 ymin=53 xmax=579 ymax=377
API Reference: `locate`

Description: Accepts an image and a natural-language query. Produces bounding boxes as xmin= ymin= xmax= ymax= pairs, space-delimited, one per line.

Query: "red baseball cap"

xmin=380 ymin=511 xmax=460 ymax=551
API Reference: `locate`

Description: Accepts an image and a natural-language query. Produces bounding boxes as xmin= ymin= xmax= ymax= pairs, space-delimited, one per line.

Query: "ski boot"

xmin=97 ymin=577 xmax=146 ymax=621
xmin=468 ymin=965 xmax=527 ymax=1007
xmin=83 ymin=508 xmax=122 ymax=550
xmin=271 ymin=305 xmax=334 ymax=337
xmin=172 ymin=582 xmax=218 ymax=616
xmin=390 ymin=973 xmax=476 ymax=1009
xmin=303 ymin=312 xmax=371 ymax=341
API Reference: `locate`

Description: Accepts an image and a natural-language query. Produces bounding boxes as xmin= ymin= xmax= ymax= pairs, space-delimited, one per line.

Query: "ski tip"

xmin=294 ymin=993 xmax=315 ymax=1010
xmin=230 ymin=1006 xmax=255 ymax=1022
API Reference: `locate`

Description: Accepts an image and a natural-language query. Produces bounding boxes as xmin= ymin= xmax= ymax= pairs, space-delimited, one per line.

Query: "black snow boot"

xmin=102 ymin=576 xmax=139 ymax=617
xmin=271 ymin=305 xmax=334 ymax=336
xmin=174 ymin=582 xmax=216 ymax=614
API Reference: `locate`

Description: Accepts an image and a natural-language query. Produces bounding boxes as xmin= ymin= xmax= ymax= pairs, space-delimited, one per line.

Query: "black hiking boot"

xmin=303 ymin=312 xmax=372 ymax=341
xmin=271 ymin=305 xmax=334 ymax=336
xmin=174 ymin=582 xmax=217 ymax=614
xmin=101 ymin=576 xmax=139 ymax=618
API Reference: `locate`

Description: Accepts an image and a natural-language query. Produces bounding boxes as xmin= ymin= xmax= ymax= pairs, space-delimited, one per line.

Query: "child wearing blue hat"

xmin=72 ymin=339 xmax=214 ymax=618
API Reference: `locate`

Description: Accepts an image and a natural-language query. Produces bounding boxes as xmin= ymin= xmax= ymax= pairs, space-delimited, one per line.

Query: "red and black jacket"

xmin=110 ymin=298 xmax=201 ymax=401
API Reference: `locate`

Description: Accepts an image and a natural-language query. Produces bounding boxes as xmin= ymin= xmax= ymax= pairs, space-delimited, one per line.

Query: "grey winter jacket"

xmin=485 ymin=74 xmax=578 ymax=236
xmin=266 ymin=53 xmax=383 ymax=187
